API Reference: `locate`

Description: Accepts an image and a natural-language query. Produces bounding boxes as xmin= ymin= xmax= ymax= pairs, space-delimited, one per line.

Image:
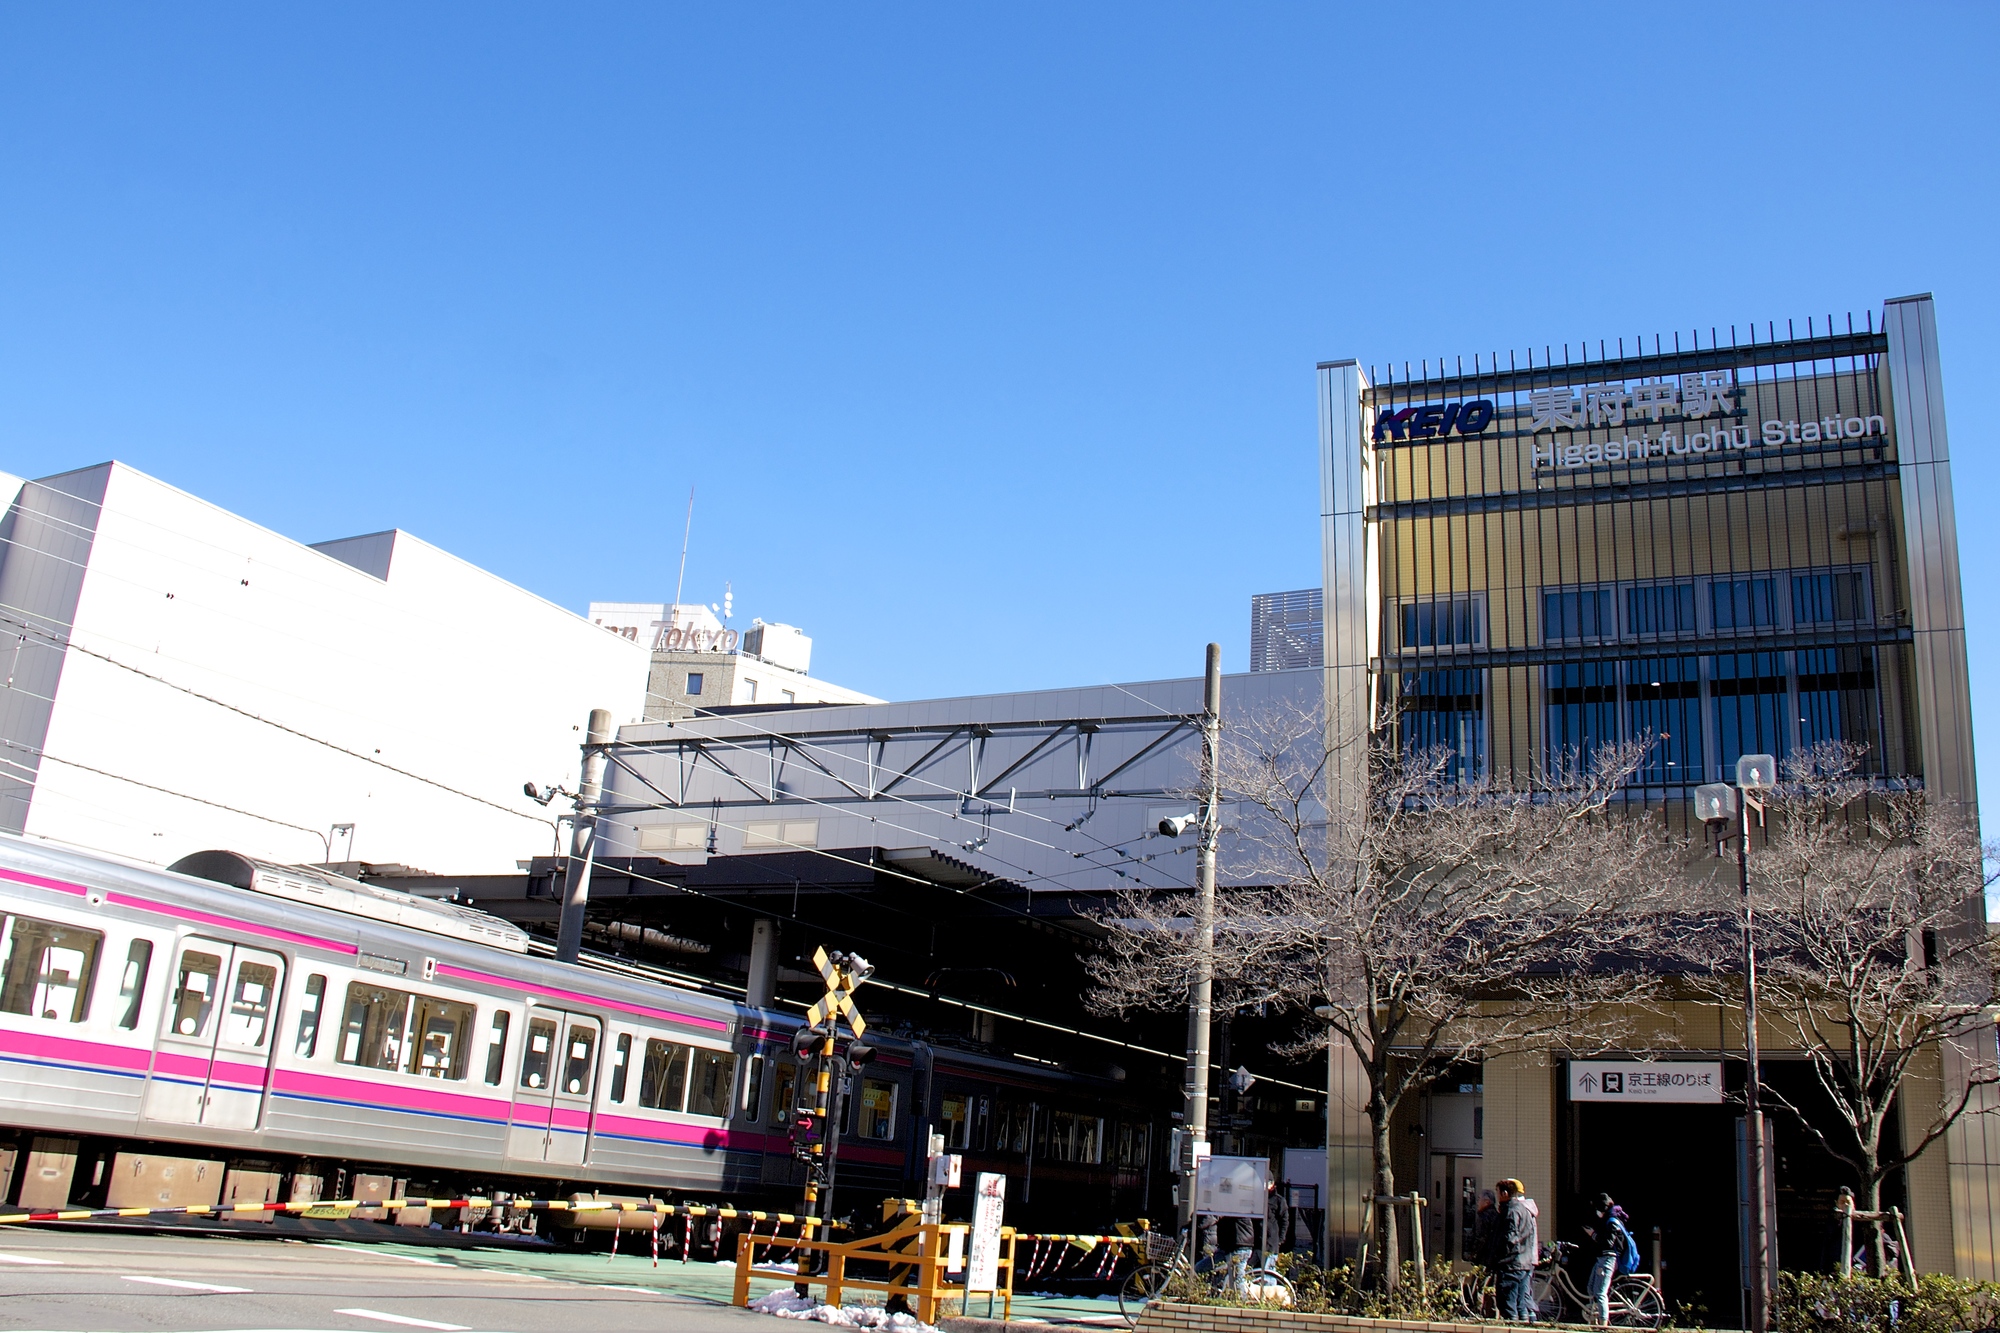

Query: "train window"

xmin=167 ymin=948 xmax=223 ymax=1038
xmin=940 ymin=1094 xmax=970 ymax=1148
xmin=771 ymin=1061 xmax=797 ymax=1123
xmin=223 ymin=960 xmax=279 ymax=1048
xmin=1115 ymin=1122 xmax=1149 ymax=1170
xmin=609 ymin=1034 xmax=632 ymax=1103
xmin=561 ymin=1023 xmax=596 ymax=1096
xmin=1046 ymin=1111 xmax=1102 ymax=1164
xmin=339 ymin=982 xmax=415 ymax=1071
xmin=116 ymin=940 xmax=154 ymax=1030
xmin=687 ymin=1048 xmax=738 ymax=1118
xmin=484 ymin=1011 xmax=510 ymax=1085
xmin=638 ymin=1038 xmax=691 ymax=1111
xmin=991 ymin=1102 xmax=1030 ymax=1154
xmin=410 ymin=995 xmax=474 ymax=1080
xmin=520 ymin=1017 xmax=557 ymax=1090
xmin=742 ymin=1054 xmax=764 ymax=1121
xmin=856 ymin=1078 xmax=895 ymax=1140
xmin=294 ymin=974 xmax=326 ymax=1055
xmin=0 ymin=915 xmax=104 ymax=1024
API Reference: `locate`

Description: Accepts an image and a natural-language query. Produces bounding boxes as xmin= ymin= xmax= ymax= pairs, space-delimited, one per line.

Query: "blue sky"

xmin=2 ymin=4 xmax=1997 ymax=824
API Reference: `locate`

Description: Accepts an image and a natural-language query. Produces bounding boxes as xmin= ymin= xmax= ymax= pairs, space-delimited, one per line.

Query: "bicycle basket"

xmin=1144 ymin=1233 xmax=1178 ymax=1263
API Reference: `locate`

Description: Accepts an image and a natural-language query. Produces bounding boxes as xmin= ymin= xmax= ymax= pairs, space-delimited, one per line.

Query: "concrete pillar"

xmin=746 ymin=918 xmax=778 ymax=1009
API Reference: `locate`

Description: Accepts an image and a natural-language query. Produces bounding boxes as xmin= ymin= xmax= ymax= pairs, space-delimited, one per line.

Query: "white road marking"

xmin=600 ymin=1284 xmax=669 ymax=1294
xmin=0 ymin=1251 xmax=62 ymax=1264
xmin=335 ymin=1309 xmax=471 ymax=1331
xmin=121 ymin=1274 xmax=253 ymax=1292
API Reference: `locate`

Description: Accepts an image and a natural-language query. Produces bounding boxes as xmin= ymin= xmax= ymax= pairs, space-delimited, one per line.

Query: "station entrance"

xmin=1557 ymin=1059 xmax=1887 ymax=1328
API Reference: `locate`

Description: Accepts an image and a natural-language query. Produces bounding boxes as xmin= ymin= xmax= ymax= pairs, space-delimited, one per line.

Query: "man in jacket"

xmin=1581 ymin=1193 xmax=1630 ymax=1327
xmin=1494 ymin=1178 xmax=1540 ymax=1322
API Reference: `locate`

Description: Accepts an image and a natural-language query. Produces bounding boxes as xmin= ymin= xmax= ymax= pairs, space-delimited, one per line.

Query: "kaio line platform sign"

xmin=1569 ymin=1060 xmax=1723 ymax=1104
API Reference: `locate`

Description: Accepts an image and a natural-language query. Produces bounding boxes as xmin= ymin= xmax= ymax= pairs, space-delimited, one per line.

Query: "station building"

xmin=1316 ymin=294 xmax=1990 ymax=1311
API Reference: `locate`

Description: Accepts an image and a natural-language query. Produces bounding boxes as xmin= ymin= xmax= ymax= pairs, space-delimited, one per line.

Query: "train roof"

xmin=168 ymin=849 xmax=532 ymax=954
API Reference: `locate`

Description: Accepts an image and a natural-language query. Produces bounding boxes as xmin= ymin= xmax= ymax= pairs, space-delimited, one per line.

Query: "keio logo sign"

xmin=1372 ymin=399 xmax=1496 ymax=444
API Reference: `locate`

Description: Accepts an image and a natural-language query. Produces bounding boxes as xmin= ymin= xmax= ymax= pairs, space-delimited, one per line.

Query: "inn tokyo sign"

xmin=1371 ymin=370 xmax=1887 ymax=472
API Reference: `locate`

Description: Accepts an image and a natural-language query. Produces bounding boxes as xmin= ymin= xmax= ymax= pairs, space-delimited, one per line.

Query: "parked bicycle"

xmin=1459 ymin=1242 xmax=1665 ymax=1328
xmin=1118 ymin=1228 xmax=1295 ymax=1324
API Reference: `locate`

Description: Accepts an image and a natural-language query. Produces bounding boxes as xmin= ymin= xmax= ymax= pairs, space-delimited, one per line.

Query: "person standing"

xmin=1581 ymin=1193 xmax=1631 ymax=1327
xmin=1494 ymin=1178 xmax=1540 ymax=1322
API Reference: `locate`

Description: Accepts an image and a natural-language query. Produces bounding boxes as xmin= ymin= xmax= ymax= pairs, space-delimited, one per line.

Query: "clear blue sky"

xmin=2 ymin=5 xmax=1996 ymax=822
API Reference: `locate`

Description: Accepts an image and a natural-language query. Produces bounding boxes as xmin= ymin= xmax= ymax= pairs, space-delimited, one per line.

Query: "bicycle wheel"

xmin=1459 ymin=1272 xmax=1495 ymax=1320
xmin=1120 ymin=1263 xmax=1176 ymax=1324
xmin=1610 ymin=1277 xmax=1665 ymax=1329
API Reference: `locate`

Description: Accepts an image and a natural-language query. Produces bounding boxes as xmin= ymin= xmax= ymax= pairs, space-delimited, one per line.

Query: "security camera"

xmin=1158 ymin=814 xmax=1197 ymax=837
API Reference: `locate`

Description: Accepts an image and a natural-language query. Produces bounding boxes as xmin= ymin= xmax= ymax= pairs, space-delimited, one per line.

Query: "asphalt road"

xmin=0 ymin=1226 xmax=779 ymax=1333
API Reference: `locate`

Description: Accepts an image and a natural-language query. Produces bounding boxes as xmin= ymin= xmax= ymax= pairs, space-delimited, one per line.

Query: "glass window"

xmin=857 ymin=1078 xmax=895 ymax=1140
xmin=520 ymin=1016 xmax=557 ymax=1090
xmin=743 ymin=1053 xmax=765 ymax=1121
xmin=484 ymin=1011 xmax=510 ymax=1085
xmin=1542 ymin=588 xmax=1613 ymax=642
xmin=1626 ymin=658 xmax=1704 ymax=785
xmin=1398 ymin=670 xmax=1485 ymax=783
xmin=940 ymin=1093 xmax=970 ymax=1149
xmin=222 ymin=960 xmax=278 ymax=1048
xmin=166 ymin=948 xmax=222 ymax=1038
xmin=687 ymin=672 xmax=704 ymax=696
xmin=1627 ymin=583 xmax=1697 ymax=637
xmin=771 ymin=1061 xmax=798 ymax=1125
xmin=1400 ymin=598 xmax=1482 ymax=649
xmin=744 ymin=820 xmax=819 ymax=848
xmin=992 ymin=1101 xmax=1031 ymax=1154
xmin=639 ymin=1038 xmax=691 ymax=1111
xmin=1544 ymin=662 xmax=1618 ymax=773
xmin=0 ymin=916 xmax=104 ymax=1024
xmin=745 ymin=678 xmax=759 ymax=702
xmin=295 ymin=974 xmax=326 ymax=1055
xmin=410 ymin=995 xmax=474 ymax=1080
xmin=1045 ymin=1111 xmax=1101 ymax=1163
xmin=687 ymin=1048 xmax=738 ymax=1117
xmin=609 ymin=1033 xmax=633 ymax=1103
xmin=1115 ymin=1121 xmax=1150 ymax=1170
xmin=339 ymin=982 xmax=414 ymax=1072
xmin=781 ymin=690 xmax=796 ymax=704
xmin=1798 ymin=647 xmax=1879 ymax=757
xmin=560 ymin=1023 xmax=596 ymax=1096
xmin=1711 ymin=578 xmax=1777 ymax=630
xmin=1793 ymin=571 xmax=1868 ymax=624
xmin=1711 ymin=652 xmax=1790 ymax=774
xmin=116 ymin=939 xmax=153 ymax=1031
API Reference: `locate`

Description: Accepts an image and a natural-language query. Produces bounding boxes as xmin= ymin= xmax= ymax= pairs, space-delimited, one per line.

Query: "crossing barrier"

xmin=0 ymin=1196 xmax=811 ymax=1227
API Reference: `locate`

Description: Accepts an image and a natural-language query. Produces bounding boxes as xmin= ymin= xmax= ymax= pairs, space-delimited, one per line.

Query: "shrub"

xmin=1777 ymin=1270 xmax=2000 ymax=1333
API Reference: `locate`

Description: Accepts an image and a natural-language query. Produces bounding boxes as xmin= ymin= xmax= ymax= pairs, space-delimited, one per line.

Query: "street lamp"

xmin=1696 ymin=752 xmax=1777 ymax=1333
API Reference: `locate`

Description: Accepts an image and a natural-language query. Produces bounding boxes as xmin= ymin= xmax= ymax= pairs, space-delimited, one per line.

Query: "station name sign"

xmin=1568 ymin=1060 xmax=1722 ymax=1104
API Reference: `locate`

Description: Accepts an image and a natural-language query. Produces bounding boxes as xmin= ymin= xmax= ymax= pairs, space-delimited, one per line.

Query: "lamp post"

xmin=1696 ymin=753 xmax=1778 ymax=1333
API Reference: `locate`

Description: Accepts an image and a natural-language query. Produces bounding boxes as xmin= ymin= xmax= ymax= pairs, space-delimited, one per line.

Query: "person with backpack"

xmin=1581 ymin=1193 xmax=1638 ymax=1327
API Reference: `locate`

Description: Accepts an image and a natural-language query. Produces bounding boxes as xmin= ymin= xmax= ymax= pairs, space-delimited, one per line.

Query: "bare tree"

xmin=1088 ymin=700 xmax=1667 ymax=1285
xmin=1676 ymin=741 xmax=1995 ymax=1274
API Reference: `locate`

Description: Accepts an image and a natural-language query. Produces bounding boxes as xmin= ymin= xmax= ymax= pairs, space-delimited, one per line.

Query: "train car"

xmin=0 ymin=834 xmax=1166 ymax=1239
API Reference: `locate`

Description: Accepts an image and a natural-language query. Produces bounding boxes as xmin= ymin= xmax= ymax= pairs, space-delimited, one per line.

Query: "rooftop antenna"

xmin=672 ymin=487 xmax=695 ymax=613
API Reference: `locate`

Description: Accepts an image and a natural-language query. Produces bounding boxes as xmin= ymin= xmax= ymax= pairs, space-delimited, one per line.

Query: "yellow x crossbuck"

xmin=804 ymin=945 xmax=867 ymax=1038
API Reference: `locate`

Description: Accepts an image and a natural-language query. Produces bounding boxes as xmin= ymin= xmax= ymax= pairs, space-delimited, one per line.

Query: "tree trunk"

xmin=1860 ymin=1175 xmax=1888 ymax=1278
xmin=1371 ymin=1110 xmax=1399 ymax=1290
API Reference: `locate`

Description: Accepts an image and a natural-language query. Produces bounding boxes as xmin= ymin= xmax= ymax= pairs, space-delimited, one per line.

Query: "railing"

xmin=732 ymin=1212 xmax=1017 ymax=1325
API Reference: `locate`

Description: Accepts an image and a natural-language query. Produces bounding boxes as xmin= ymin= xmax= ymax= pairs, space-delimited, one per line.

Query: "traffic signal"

xmin=790 ymin=1104 xmax=824 ymax=1160
xmin=792 ymin=1024 xmax=827 ymax=1060
xmin=846 ymin=1041 xmax=876 ymax=1067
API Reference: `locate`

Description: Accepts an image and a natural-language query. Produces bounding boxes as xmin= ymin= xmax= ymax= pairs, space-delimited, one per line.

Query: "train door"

xmin=143 ymin=937 xmax=286 ymax=1129
xmin=507 ymin=1010 xmax=601 ymax=1166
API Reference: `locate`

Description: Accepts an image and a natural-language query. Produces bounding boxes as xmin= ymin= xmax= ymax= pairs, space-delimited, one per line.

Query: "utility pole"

xmin=554 ymin=708 xmax=614 ymax=964
xmin=1739 ymin=788 xmax=1772 ymax=1333
xmin=1697 ymin=755 xmax=1775 ymax=1332
xmin=1179 ymin=642 xmax=1222 ymax=1233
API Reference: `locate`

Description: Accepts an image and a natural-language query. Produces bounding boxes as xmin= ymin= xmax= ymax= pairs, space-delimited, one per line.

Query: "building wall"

xmin=0 ymin=461 xmax=649 ymax=873
xmin=1320 ymin=297 xmax=1987 ymax=1278
xmin=642 ymin=649 xmax=883 ymax=717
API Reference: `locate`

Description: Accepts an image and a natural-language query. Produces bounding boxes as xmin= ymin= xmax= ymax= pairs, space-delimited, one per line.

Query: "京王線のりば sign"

xmin=1569 ymin=1061 xmax=1723 ymax=1104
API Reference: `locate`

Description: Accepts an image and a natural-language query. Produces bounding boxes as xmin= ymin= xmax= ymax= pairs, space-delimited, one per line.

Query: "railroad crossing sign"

xmin=805 ymin=946 xmax=869 ymax=1039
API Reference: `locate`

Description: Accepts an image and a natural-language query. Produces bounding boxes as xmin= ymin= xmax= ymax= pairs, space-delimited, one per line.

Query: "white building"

xmin=585 ymin=601 xmax=881 ymax=715
xmin=0 ymin=462 xmax=649 ymax=873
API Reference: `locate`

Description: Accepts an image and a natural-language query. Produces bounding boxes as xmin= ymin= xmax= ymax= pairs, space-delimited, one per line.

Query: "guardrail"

xmin=733 ymin=1213 xmax=1016 ymax=1325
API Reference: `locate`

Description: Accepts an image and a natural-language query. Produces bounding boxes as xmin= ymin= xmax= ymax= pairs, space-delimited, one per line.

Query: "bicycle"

xmin=1459 ymin=1242 xmax=1664 ymax=1328
xmin=1118 ymin=1228 xmax=1296 ymax=1324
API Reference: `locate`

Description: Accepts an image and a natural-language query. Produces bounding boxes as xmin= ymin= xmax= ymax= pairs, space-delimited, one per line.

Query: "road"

xmin=0 ymin=1225 xmax=781 ymax=1333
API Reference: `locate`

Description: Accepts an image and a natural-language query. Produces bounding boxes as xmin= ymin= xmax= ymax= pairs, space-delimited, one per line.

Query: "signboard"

xmin=1194 ymin=1155 xmax=1271 ymax=1219
xmin=1569 ymin=1060 xmax=1723 ymax=1104
xmin=966 ymin=1171 xmax=1006 ymax=1292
